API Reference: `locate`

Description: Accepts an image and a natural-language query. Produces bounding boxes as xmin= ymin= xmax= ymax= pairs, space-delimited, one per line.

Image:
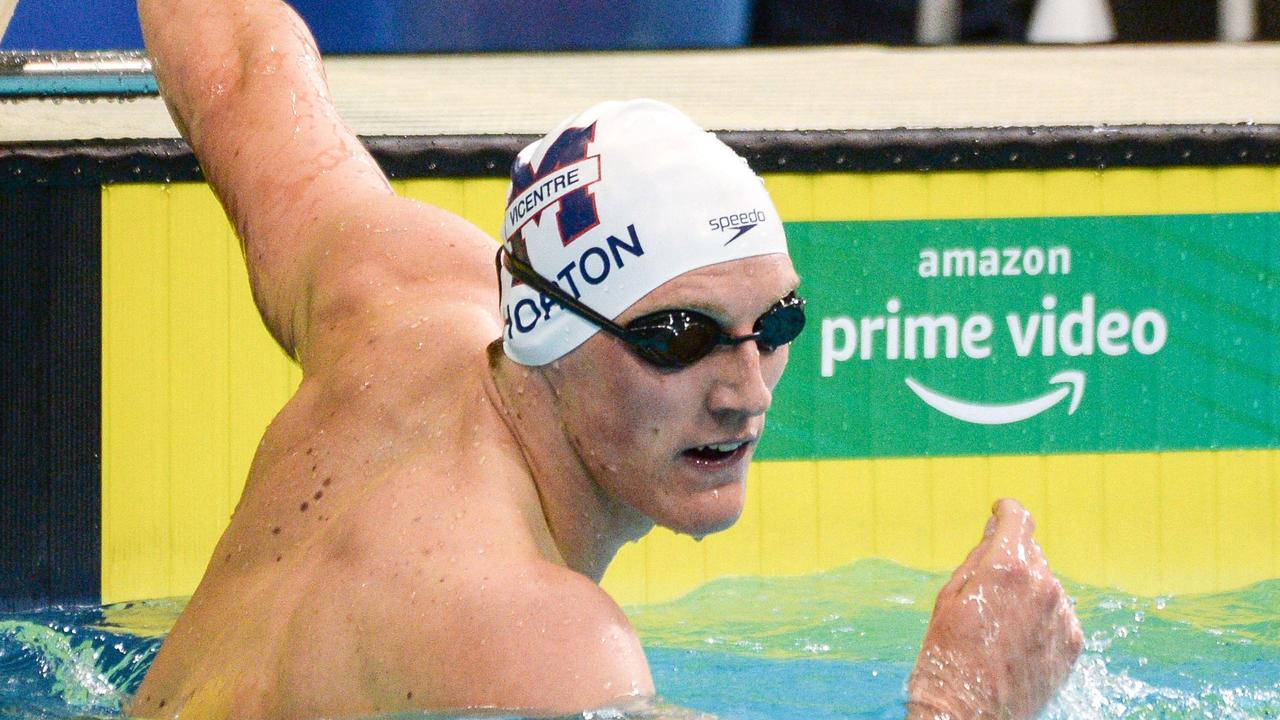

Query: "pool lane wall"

xmin=1 ymin=126 xmax=1277 ymax=610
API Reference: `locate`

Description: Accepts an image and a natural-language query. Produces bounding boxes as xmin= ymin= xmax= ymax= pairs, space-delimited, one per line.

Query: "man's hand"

xmin=906 ymin=499 xmax=1083 ymax=720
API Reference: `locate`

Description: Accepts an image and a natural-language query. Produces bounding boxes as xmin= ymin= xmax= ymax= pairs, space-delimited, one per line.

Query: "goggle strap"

xmin=499 ymin=246 xmax=636 ymax=345
xmin=500 ymin=244 xmax=804 ymax=368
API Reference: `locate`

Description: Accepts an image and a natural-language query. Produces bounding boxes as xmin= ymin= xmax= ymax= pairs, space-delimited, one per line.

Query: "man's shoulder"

xmin=395 ymin=558 xmax=654 ymax=711
xmin=296 ymin=194 xmax=503 ymax=373
xmin=292 ymin=538 xmax=648 ymax=709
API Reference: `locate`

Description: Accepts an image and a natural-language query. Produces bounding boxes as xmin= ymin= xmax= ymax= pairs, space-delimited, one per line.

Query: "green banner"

xmin=760 ymin=213 xmax=1280 ymax=460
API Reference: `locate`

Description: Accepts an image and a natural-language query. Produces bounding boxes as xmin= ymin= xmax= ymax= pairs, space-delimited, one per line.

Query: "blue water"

xmin=2 ymin=560 xmax=1278 ymax=719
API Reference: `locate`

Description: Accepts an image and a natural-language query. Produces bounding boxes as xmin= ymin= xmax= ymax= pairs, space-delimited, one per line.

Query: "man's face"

xmin=544 ymin=254 xmax=801 ymax=537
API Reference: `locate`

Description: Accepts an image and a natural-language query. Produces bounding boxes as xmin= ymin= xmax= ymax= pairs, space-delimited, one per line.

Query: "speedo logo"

xmin=709 ymin=209 xmax=767 ymax=245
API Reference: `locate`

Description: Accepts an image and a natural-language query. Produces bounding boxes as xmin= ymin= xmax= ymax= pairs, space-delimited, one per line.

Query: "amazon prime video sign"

xmin=760 ymin=213 xmax=1280 ymax=459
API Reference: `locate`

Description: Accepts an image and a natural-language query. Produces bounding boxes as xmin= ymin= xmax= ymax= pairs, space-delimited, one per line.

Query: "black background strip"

xmin=0 ymin=188 xmax=101 ymax=612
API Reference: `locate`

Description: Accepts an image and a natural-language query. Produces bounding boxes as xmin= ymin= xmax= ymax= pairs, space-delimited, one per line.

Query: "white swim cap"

xmin=498 ymin=99 xmax=789 ymax=366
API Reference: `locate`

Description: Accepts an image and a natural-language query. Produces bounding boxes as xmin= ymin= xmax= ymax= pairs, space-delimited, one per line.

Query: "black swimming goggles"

xmin=497 ymin=246 xmax=806 ymax=369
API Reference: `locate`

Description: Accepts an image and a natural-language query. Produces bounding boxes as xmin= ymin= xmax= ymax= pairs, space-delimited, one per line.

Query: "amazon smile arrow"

xmin=904 ymin=371 xmax=1086 ymax=425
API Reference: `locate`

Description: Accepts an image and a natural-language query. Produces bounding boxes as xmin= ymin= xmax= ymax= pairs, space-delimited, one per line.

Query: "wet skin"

xmin=132 ymin=0 xmax=778 ymax=713
xmin=129 ymin=211 xmax=800 ymax=717
xmin=132 ymin=0 xmax=1081 ymax=716
xmin=541 ymin=254 xmax=800 ymax=546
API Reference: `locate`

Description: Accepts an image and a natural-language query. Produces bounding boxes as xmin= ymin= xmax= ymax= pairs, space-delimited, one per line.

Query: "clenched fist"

xmin=906 ymin=499 xmax=1084 ymax=720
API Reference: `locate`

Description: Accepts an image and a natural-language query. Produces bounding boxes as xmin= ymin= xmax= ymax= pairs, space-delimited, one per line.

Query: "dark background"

xmin=2 ymin=0 xmax=1278 ymax=52
xmin=0 ymin=189 xmax=101 ymax=612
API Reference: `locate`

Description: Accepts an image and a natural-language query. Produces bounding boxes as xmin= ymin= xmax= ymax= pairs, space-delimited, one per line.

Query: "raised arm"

xmin=138 ymin=0 xmax=497 ymax=367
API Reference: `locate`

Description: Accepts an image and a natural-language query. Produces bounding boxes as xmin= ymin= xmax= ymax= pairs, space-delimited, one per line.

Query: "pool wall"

xmin=1 ymin=47 xmax=1278 ymax=610
xmin=94 ymin=166 xmax=1280 ymax=606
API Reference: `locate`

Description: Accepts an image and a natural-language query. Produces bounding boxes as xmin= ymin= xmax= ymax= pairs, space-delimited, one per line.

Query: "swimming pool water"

xmin=2 ymin=559 xmax=1278 ymax=719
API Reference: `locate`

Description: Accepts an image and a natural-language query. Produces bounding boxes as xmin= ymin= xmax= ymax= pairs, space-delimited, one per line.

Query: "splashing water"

xmin=631 ymin=561 xmax=1280 ymax=719
xmin=0 ymin=600 xmax=168 ymax=718
xmin=2 ymin=560 xmax=1277 ymax=719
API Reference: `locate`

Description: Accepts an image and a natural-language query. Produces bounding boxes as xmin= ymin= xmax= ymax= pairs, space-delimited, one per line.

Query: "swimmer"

xmin=130 ymin=1 xmax=1082 ymax=718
